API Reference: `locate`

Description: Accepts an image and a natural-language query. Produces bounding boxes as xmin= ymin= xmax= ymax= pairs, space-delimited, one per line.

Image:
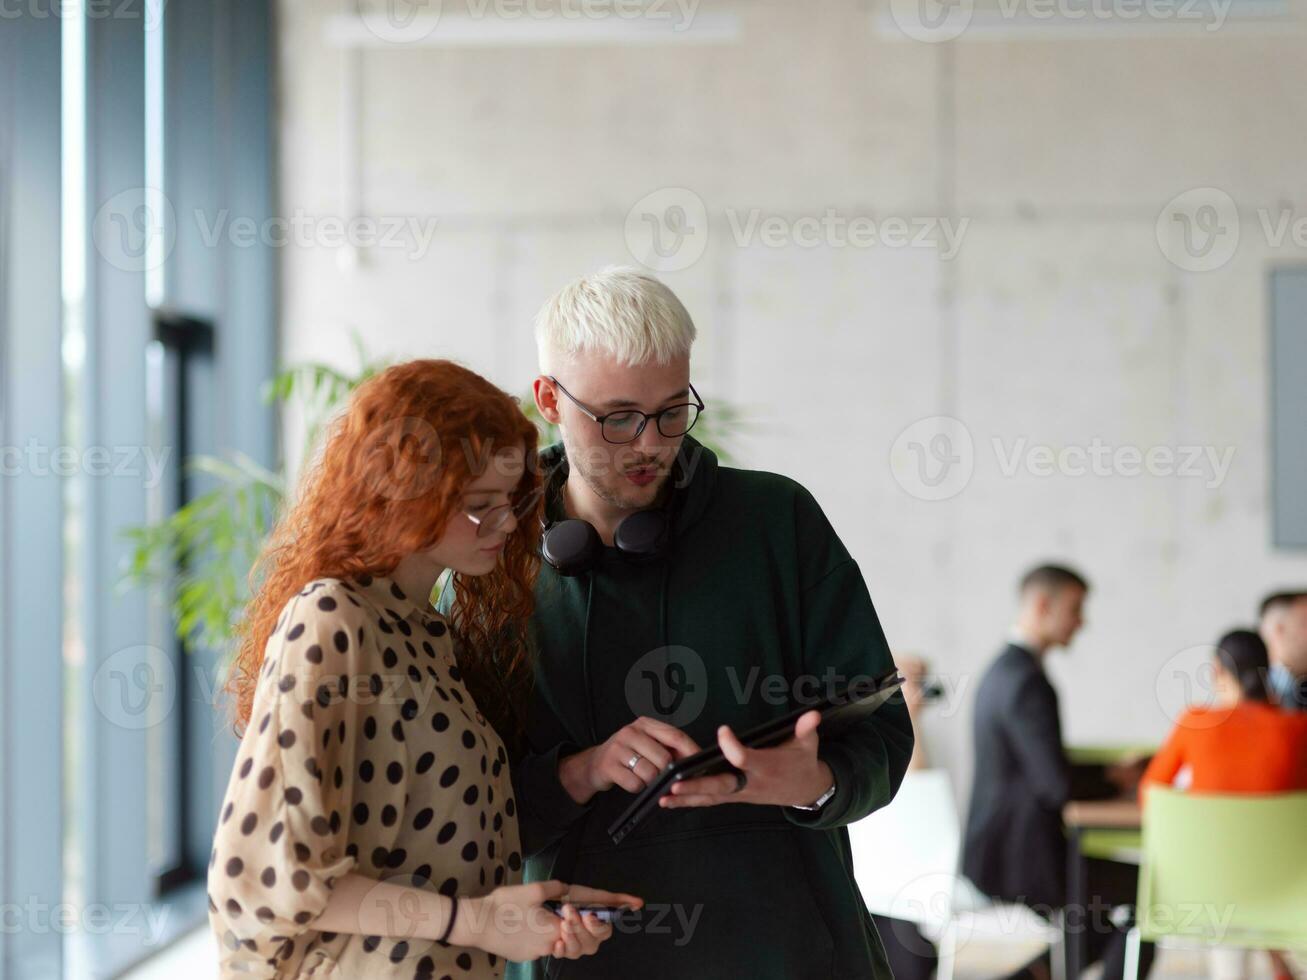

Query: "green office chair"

xmin=1124 ymin=788 xmax=1307 ymax=979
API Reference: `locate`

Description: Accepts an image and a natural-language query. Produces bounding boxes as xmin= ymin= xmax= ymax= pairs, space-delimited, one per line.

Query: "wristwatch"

xmin=791 ymin=776 xmax=837 ymax=812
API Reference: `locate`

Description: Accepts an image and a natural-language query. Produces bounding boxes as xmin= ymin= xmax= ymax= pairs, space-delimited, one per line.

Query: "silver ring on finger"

xmin=626 ymin=752 xmax=642 ymax=771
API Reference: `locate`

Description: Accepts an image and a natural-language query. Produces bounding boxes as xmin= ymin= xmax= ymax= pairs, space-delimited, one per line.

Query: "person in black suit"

xmin=963 ymin=564 xmax=1154 ymax=980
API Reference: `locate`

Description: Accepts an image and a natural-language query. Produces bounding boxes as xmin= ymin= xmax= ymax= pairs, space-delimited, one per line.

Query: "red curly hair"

xmin=228 ymin=359 xmax=542 ymax=751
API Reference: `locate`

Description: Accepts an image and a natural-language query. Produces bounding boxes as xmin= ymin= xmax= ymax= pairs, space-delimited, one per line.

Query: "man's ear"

xmin=533 ymin=375 xmax=562 ymax=425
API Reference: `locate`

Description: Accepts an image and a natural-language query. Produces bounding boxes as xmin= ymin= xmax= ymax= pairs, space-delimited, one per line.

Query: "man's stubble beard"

xmin=577 ymin=454 xmax=669 ymax=512
xmin=563 ymin=430 xmax=671 ymax=513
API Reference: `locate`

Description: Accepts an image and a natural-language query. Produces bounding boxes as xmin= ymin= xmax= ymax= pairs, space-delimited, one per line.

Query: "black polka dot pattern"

xmin=207 ymin=575 xmax=518 ymax=978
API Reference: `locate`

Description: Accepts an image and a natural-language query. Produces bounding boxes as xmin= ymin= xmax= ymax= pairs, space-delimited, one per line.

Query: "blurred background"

xmin=2 ymin=0 xmax=1305 ymax=976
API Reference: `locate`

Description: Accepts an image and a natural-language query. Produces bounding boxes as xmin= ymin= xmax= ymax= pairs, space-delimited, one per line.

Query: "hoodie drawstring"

xmin=581 ymin=571 xmax=598 ymax=745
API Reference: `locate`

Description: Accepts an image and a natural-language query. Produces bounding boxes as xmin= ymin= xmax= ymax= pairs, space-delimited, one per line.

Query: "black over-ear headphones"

xmin=539 ymin=461 xmax=680 ymax=577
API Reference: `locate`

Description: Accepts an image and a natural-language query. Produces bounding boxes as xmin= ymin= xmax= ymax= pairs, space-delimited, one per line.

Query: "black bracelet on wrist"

xmin=438 ymin=895 xmax=458 ymax=946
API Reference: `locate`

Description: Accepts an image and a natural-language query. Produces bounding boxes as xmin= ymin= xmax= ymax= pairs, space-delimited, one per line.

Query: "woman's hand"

xmin=559 ymin=717 xmax=701 ymax=804
xmin=456 ymin=879 xmax=642 ymax=963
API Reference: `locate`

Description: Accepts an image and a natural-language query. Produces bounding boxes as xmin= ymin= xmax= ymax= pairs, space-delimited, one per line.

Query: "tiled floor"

xmin=120 ymin=927 xmax=1288 ymax=979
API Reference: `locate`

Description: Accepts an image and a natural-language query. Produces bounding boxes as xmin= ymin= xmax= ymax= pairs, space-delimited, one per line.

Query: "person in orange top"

xmin=1141 ymin=628 xmax=1307 ymax=980
xmin=1142 ymin=629 xmax=1307 ymax=795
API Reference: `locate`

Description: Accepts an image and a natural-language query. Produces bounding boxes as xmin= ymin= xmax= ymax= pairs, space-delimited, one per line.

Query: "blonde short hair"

xmin=534 ymin=265 xmax=697 ymax=371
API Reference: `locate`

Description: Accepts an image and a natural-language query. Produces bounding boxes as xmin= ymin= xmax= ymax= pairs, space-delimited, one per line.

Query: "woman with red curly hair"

xmin=207 ymin=359 xmax=640 ymax=979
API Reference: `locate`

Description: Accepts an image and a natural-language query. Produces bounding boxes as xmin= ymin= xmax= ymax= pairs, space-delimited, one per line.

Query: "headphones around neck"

xmin=539 ymin=462 xmax=681 ymax=577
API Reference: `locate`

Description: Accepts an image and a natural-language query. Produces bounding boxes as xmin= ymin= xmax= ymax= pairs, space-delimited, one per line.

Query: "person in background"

xmin=1259 ymin=591 xmax=1307 ymax=711
xmin=963 ymin=564 xmax=1153 ymax=980
xmin=870 ymin=654 xmax=941 ymax=980
xmin=1141 ymin=628 xmax=1307 ymax=980
xmin=897 ymin=654 xmax=937 ymax=774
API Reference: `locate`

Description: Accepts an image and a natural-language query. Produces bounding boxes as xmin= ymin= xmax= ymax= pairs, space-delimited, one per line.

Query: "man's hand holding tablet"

xmin=606 ymin=672 xmax=904 ymax=843
xmin=558 ymin=710 xmax=834 ymax=811
xmin=659 ymin=709 xmax=835 ymax=809
xmin=558 ymin=716 xmax=703 ymax=805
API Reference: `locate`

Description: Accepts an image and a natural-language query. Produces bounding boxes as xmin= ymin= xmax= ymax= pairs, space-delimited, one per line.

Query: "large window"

xmin=2 ymin=2 xmax=276 ymax=976
xmin=2 ymin=7 xmax=65 ymax=978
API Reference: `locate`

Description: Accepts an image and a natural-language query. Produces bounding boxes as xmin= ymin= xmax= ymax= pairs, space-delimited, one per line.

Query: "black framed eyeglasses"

xmin=546 ymin=376 xmax=705 ymax=445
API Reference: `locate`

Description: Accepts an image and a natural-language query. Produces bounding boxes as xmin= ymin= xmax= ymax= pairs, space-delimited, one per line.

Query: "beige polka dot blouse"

xmin=208 ymin=574 xmax=523 ymax=979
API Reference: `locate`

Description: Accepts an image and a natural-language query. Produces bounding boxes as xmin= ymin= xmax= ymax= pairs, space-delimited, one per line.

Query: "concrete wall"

xmin=275 ymin=0 xmax=1307 ymax=803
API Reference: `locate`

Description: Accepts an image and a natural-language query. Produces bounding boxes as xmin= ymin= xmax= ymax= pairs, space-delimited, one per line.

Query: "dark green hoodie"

xmin=508 ymin=434 xmax=914 ymax=980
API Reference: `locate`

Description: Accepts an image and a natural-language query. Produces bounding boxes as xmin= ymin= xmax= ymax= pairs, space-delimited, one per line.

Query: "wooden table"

xmin=1064 ymin=799 xmax=1141 ymax=831
xmin=1063 ymin=798 xmax=1143 ymax=979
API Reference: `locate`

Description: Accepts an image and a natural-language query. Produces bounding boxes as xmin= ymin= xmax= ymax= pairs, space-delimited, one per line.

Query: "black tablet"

xmin=607 ymin=669 xmax=905 ymax=844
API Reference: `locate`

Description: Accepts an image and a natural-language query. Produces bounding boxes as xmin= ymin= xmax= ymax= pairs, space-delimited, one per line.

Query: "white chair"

xmin=849 ymin=769 xmax=1066 ymax=980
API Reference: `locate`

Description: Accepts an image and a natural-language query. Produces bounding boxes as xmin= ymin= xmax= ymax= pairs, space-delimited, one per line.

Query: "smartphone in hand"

xmin=542 ymin=899 xmax=633 ymax=924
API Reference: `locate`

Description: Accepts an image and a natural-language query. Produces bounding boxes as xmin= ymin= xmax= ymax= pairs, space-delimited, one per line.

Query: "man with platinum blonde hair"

xmin=535 ymin=265 xmax=696 ymax=372
xmin=470 ymin=265 xmax=912 ymax=980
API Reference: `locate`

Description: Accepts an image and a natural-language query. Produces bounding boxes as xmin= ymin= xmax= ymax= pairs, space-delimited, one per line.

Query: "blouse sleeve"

xmin=207 ymin=580 xmax=407 ymax=971
xmin=1139 ymin=715 xmax=1191 ymax=799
